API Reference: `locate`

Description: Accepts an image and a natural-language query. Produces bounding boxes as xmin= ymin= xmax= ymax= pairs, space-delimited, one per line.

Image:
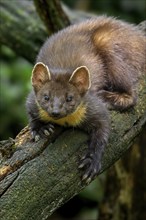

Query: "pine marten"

xmin=26 ymin=16 xmax=146 ymax=183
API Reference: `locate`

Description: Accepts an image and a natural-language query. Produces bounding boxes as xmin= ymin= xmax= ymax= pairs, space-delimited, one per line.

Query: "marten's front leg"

xmin=79 ymin=99 xmax=109 ymax=183
xmin=79 ymin=129 xmax=108 ymax=183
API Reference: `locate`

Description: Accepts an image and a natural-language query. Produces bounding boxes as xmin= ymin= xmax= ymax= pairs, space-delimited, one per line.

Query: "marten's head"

xmin=31 ymin=62 xmax=91 ymax=121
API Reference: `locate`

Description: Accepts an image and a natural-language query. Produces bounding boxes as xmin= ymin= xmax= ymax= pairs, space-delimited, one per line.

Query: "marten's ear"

xmin=31 ymin=62 xmax=51 ymax=92
xmin=69 ymin=66 xmax=91 ymax=95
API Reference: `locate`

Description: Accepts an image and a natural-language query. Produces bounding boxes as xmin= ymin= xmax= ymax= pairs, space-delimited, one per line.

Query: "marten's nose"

xmin=51 ymin=111 xmax=60 ymax=118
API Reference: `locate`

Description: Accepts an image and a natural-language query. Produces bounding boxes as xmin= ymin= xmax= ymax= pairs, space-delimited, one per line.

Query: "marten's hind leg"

xmin=95 ymin=52 xmax=138 ymax=110
xmin=98 ymin=89 xmax=137 ymax=110
xmin=93 ymin=27 xmax=142 ymax=110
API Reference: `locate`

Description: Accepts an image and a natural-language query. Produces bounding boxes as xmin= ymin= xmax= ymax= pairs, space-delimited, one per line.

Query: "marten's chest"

xmin=38 ymin=104 xmax=87 ymax=127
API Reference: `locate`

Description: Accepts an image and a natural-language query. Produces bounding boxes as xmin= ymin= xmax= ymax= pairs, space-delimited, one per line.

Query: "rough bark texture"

xmin=0 ymin=1 xmax=146 ymax=219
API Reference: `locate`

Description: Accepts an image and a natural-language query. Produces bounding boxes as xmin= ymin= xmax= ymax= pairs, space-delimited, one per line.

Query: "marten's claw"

xmin=34 ymin=134 xmax=40 ymax=142
xmin=79 ymin=153 xmax=101 ymax=183
xmin=48 ymin=127 xmax=54 ymax=133
xmin=31 ymin=130 xmax=40 ymax=142
xmin=43 ymin=129 xmax=51 ymax=136
xmin=31 ymin=123 xmax=55 ymax=141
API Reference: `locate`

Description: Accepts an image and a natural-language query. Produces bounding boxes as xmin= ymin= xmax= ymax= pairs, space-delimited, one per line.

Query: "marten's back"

xmin=37 ymin=16 xmax=146 ymax=90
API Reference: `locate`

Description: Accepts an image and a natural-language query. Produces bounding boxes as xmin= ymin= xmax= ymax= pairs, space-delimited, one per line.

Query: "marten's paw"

xmin=31 ymin=123 xmax=54 ymax=142
xmin=79 ymin=151 xmax=101 ymax=184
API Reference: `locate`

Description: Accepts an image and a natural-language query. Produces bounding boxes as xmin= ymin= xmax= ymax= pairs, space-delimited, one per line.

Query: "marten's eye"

xmin=44 ymin=95 xmax=50 ymax=101
xmin=66 ymin=95 xmax=73 ymax=102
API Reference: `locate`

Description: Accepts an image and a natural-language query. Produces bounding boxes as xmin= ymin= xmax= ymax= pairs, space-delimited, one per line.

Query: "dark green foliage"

xmin=0 ymin=46 xmax=32 ymax=139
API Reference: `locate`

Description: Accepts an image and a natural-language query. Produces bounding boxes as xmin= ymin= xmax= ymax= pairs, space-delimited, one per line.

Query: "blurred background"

xmin=0 ymin=0 xmax=146 ymax=219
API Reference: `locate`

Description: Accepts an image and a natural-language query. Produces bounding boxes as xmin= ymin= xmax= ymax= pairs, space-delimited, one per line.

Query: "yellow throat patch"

xmin=38 ymin=103 xmax=87 ymax=127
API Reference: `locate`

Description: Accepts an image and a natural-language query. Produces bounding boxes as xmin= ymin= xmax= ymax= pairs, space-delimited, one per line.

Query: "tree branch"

xmin=33 ymin=0 xmax=70 ymax=34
